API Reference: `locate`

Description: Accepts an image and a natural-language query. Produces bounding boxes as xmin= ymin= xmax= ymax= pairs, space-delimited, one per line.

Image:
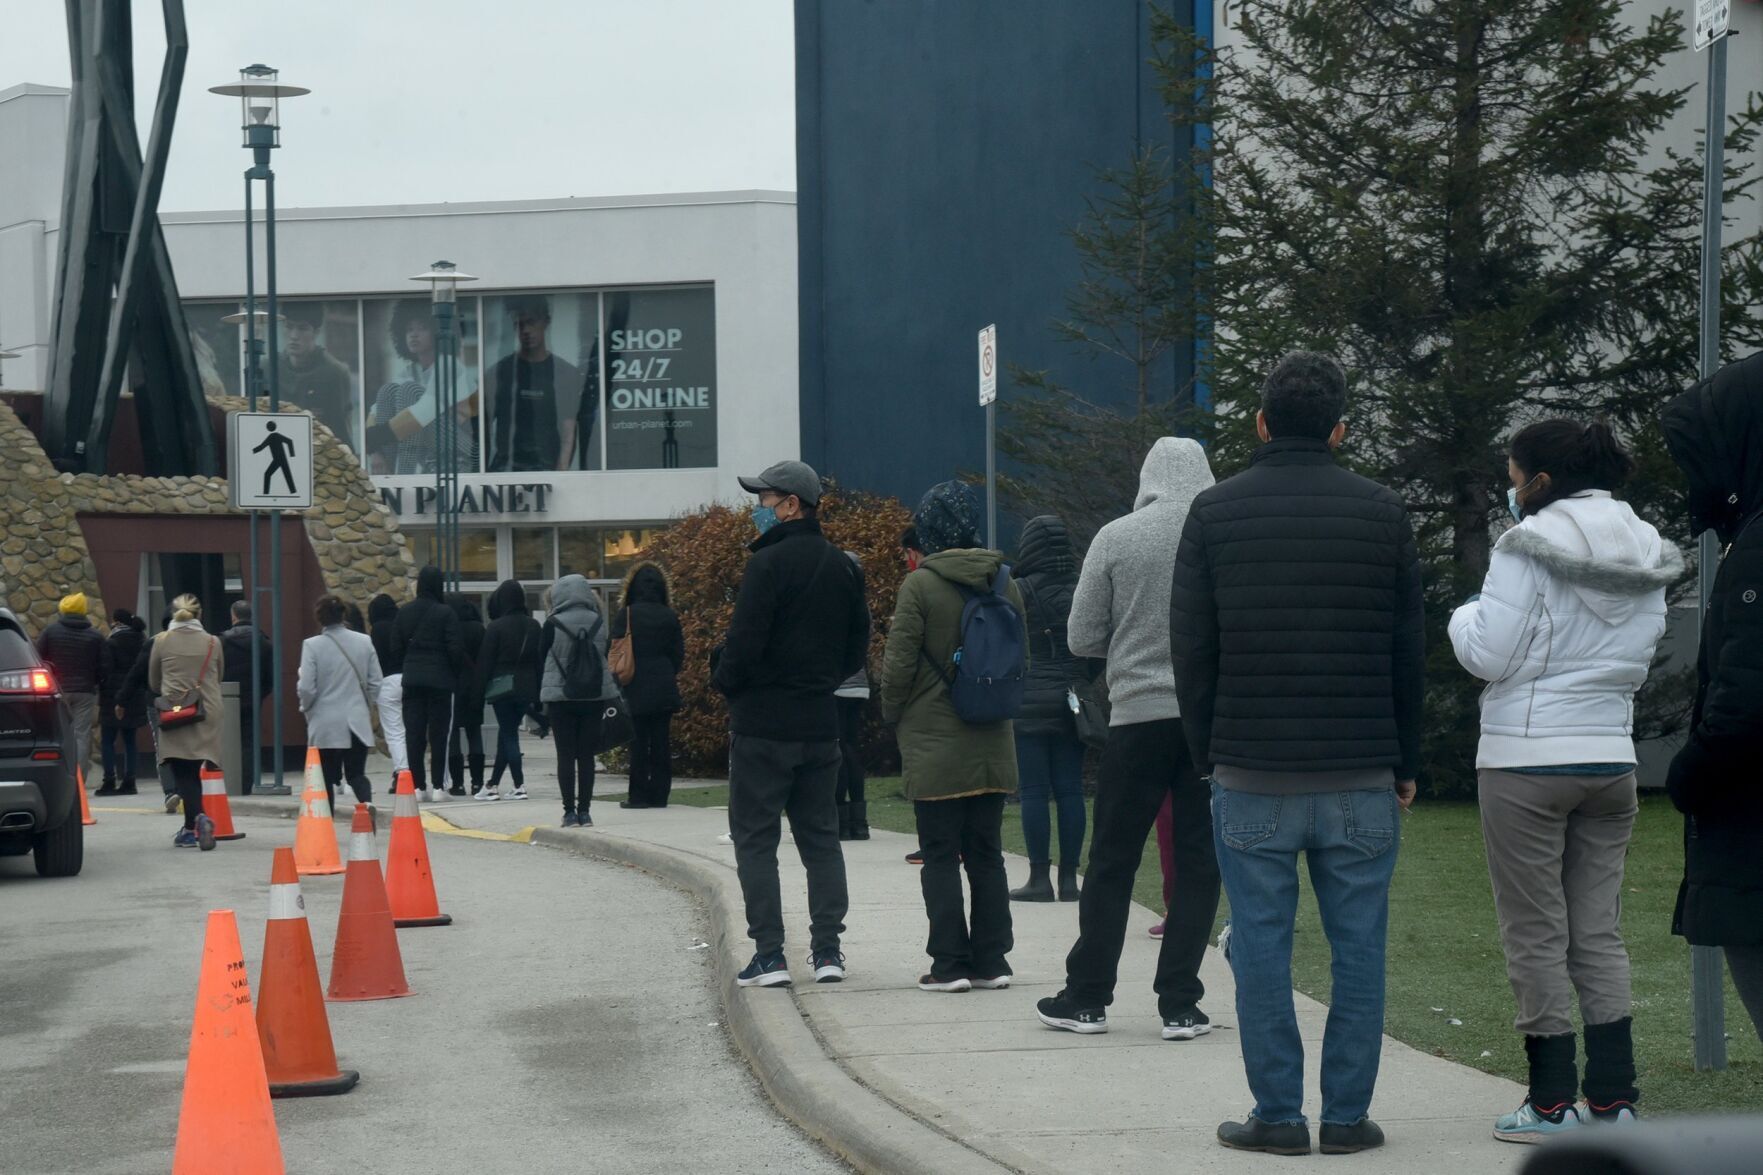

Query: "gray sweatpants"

xmin=1479 ymin=769 xmax=1637 ymax=1037
xmin=64 ymin=691 xmax=98 ymax=782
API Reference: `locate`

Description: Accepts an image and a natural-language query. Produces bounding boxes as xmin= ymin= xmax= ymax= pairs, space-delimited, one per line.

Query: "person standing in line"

xmin=1452 ymin=420 xmax=1678 ymax=1141
xmin=448 ymin=594 xmax=487 ymax=797
xmin=393 ymin=566 xmax=463 ymax=802
xmin=36 ymin=591 xmax=106 ymax=785
xmin=833 ymin=552 xmax=872 ymax=840
xmin=713 ymin=461 xmax=869 ymax=989
xmin=478 ymin=579 xmax=542 ymax=800
xmin=120 ymin=608 xmax=179 ymax=808
xmin=368 ymin=593 xmax=409 ymax=791
xmin=147 ymin=594 xmax=223 ymax=850
xmin=899 ymin=526 xmax=930 ymax=867
xmin=1008 ymin=515 xmax=1089 ymax=903
xmin=1171 ymin=352 xmax=1423 ymax=1157
xmin=881 ymin=480 xmax=1023 ymax=993
xmin=219 ymin=600 xmax=274 ymax=795
xmin=540 ymin=574 xmax=617 ymax=825
xmin=1037 ymin=438 xmax=1221 ymax=1042
xmin=298 ymin=594 xmax=384 ymax=813
xmin=98 ymin=609 xmax=147 ymax=796
xmin=1660 ymin=350 xmax=1763 ymax=1047
xmin=612 ymin=561 xmax=684 ymax=810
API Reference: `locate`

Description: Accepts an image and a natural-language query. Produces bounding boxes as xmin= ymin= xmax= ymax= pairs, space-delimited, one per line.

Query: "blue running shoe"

xmin=1495 ymin=1100 xmax=1581 ymax=1144
xmin=172 ymin=828 xmax=199 ymax=848
xmin=737 ymin=952 xmax=791 ymax=988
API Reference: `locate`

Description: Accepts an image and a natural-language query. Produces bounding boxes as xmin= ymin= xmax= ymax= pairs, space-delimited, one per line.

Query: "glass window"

xmin=558 ymin=527 xmax=605 ymax=581
xmin=511 ymin=527 xmax=555 ymax=581
xmin=480 ymin=293 xmax=603 ymax=473
xmin=362 ymin=296 xmax=481 ymax=476
xmin=407 ymin=527 xmax=499 ymax=583
xmin=603 ymin=287 xmax=717 ymax=470
xmin=276 ymin=300 xmax=362 ymax=457
xmin=183 ymin=302 xmax=244 ymax=398
xmin=600 ymin=526 xmax=664 ymax=582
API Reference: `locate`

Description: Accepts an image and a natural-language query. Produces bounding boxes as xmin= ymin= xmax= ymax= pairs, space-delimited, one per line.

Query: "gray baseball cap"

xmin=738 ymin=460 xmax=823 ymax=507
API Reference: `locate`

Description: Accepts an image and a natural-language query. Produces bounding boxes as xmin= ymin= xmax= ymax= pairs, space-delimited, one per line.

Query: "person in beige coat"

xmin=147 ymin=594 xmax=225 ymax=849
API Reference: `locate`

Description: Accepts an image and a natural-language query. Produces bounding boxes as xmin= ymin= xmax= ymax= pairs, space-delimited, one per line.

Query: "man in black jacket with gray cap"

xmin=713 ymin=460 xmax=870 ymax=989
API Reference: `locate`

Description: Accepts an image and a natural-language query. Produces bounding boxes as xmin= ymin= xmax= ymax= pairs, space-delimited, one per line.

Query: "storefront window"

xmin=480 ymin=292 xmax=603 ymax=473
xmin=557 ymin=528 xmax=605 ymax=581
xmin=408 ymin=527 xmax=498 ymax=583
xmin=184 ymin=302 xmax=244 ymax=398
xmin=276 ymin=300 xmax=362 ymax=455
xmin=603 ymin=287 xmax=717 ymax=470
xmin=362 ymin=296 xmax=481 ymax=476
xmin=511 ymin=527 xmax=556 ymax=581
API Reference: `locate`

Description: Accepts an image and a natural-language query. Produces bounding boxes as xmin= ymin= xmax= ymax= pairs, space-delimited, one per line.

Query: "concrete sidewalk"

xmin=140 ymin=748 xmax=1527 ymax=1173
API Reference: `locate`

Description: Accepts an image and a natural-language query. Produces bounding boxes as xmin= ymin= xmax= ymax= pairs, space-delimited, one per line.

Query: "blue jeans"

xmin=1212 ymin=783 xmax=1400 ymax=1126
xmin=1015 ymin=730 xmax=1087 ymax=865
xmin=100 ymin=722 xmax=137 ymax=784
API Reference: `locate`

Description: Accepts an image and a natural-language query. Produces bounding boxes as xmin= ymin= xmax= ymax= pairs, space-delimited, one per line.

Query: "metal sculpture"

xmin=44 ymin=0 xmax=216 ymax=477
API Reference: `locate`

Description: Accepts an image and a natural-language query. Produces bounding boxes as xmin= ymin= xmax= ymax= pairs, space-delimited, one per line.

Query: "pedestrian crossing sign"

xmin=229 ymin=411 xmax=314 ymax=510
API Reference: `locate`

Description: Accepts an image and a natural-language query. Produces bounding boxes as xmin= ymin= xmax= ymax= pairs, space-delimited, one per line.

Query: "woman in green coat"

xmin=882 ymin=481 xmax=1026 ymax=993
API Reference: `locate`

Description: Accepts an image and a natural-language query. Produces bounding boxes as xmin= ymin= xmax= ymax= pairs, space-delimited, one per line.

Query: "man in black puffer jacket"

xmin=1171 ymin=351 xmax=1422 ymax=1158
xmin=393 ymin=566 xmax=462 ymax=801
xmin=1660 ymin=349 xmax=1763 ymax=1047
xmin=37 ymin=592 xmax=107 ymax=783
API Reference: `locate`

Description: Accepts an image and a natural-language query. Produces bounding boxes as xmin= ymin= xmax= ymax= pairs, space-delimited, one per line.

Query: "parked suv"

xmin=0 ymin=607 xmax=82 ymax=876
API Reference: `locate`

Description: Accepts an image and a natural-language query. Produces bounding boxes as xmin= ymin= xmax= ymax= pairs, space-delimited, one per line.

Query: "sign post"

xmin=229 ymin=412 xmax=314 ymax=510
xmin=1691 ymin=2 xmax=1730 ymax=1073
xmin=978 ymin=324 xmax=998 ymax=548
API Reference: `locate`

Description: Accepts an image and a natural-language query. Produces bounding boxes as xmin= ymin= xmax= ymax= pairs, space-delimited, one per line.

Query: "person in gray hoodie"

xmin=1037 ymin=437 xmax=1222 ymax=1044
xmin=539 ymin=574 xmax=618 ymax=826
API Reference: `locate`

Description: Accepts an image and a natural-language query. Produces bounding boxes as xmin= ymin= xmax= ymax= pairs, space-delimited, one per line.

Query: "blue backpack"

xmin=929 ymin=564 xmax=1026 ymax=724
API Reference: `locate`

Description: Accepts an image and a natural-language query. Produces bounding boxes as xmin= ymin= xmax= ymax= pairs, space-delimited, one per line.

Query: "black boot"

xmin=448 ymin=752 xmax=465 ymax=794
xmin=850 ymin=801 xmax=870 ymax=840
xmin=1524 ymin=1032 xmax=1579 ymax=1113
xmin=468 ymin=753 xmax=486 ymax=796
xmin=1058 ymin=863 xmax=1081 ymax=902
xmin=1582 ymin=1017 xmax=1639 ymax=1117
xmin=1011 ymin=862 xmax=1055 ymax=902
xmin=96 ymin=777 xmax=119 ymax=796
xmin=837 ymin=802 xmax=855 ymax=841
xmin=118 ymin=777 xmax=137 ymax=795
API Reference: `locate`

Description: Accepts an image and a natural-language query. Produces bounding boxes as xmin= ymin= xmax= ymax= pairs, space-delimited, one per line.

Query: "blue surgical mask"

xmin=1507 ymin=487 xmax=1522 ymax=524
xmin=753 ymin=505 xmax=780 ymax=535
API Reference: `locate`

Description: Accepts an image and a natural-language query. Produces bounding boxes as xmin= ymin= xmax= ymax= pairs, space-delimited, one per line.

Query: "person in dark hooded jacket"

xmin=393 ymin=566 xmax=463 ymax=800
xmin=1009 ymin=515 xmax=1089 ymax=902
xmin=448 ymin=594 xmax=487 ymax=796
xmin=611 ymin=561 xmax=684 ymax=809
xmin=478 ymin=579 xmax=542 ymax=799
xmin=99 ymin=609 xmax=148 ymax=794
xmin=1661 ymin=349 xmax=1763 ymax=1044
xmin=367 ymin=593 xmax=408 ymax=788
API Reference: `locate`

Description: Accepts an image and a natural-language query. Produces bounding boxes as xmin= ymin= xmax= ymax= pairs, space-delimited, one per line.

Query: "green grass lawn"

xmin=673 ymin=780 xmax=1763 ymax=1113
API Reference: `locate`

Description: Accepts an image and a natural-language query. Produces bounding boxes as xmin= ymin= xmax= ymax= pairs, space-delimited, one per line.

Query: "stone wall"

xmin=0 ymin=395 xmax=414 ymax=637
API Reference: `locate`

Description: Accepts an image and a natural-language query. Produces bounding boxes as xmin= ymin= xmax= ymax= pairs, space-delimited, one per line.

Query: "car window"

xmin=0 ymin=627 xmax=38 ymax=671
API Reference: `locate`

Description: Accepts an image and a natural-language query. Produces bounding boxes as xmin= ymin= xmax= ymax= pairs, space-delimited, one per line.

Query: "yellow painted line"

xmin=420 ymin=809 xmax=535 ymax=844
xmin=95 ymin=806 xmax=166 ymax=815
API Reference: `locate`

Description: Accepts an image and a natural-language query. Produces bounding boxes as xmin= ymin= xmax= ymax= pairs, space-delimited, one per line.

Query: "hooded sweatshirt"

xmin=1450 ymin=492 xmax=1682 ymax=768
xmin=392 ymin=566 xmax=463 ymax=691
xmin=1068 ymin=437 xmax=1216 ymax=725
xmin=540 ymin=574 xmax=617 ymax=704
xmin=1013 ymin=516 xmax=1084 ymax=735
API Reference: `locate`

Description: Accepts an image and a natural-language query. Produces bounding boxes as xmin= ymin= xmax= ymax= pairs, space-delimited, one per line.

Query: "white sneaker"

xmin=432 ymin=788 xmax=448 ymax=802
xmin=716 ymin=832 xmax=734 ymax=845
xmin=480 ymin=789 xmax=501 ymax=802
xmin=508 ymin=787 xmax=529 ymax=800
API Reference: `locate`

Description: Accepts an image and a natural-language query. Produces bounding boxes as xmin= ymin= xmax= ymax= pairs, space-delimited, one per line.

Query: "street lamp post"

xmin=221 ymin=307 xmax=279 ymax=796
xmin=210 ymin=65 xmax=308 ymax=794
xmin=410 ymin=261 xmax=477 ymax=591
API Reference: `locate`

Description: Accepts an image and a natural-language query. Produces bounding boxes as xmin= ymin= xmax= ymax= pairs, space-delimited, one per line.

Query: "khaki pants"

xmin=1479 ymin=769 xmax=1637 ymax=1036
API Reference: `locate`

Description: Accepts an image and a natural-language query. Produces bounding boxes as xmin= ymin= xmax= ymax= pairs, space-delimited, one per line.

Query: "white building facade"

xmin=0 ymin=83 xmax=798 ymax=605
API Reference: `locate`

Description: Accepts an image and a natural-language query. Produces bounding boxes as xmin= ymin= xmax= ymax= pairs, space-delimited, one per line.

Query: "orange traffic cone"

xmin=386 ymin=770 xmax=452 ymax=928
xmin=257 ymin=848 xmax=360 ymax=1098
xmin=327 ymin=804 xmax=411 ymax=1002
xmin=77 ymin=764 xmax=95 ymax=826
xmin=172 ymin=909 xmax=286 ymax=1174
xmin=199 ymin=766 xmax=245 ymax=841
xmin=294 ymin=747 xmax=343 ymax=877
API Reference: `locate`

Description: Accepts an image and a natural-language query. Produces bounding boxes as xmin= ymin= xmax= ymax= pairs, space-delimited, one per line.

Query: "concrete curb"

xmin=526 ymin=827 xmax=1018 ymax=1175
xmin=232 ymin=795 xmax=393 ymax=832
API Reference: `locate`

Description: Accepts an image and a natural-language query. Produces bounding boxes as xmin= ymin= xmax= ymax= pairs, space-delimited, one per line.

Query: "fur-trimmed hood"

xmin=620 ymin=560 xmax=671 ymax=609
xmin=1498 ymin=492 xmax=1684 ymax=625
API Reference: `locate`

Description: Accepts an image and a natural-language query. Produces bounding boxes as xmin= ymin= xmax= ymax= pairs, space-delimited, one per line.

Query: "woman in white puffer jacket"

xmin=1450 ymin=420 xmax=1682 ymax=1144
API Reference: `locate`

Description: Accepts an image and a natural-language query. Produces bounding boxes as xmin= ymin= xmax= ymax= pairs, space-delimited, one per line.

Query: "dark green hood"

xmin=923 ymin=548 xmax=1008 ymax=591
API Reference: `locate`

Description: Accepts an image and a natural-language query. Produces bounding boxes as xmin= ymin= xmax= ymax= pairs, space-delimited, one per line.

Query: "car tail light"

xmin=32 ymin=749 xmax=61 ymax=761
xmin=0 ymin=668 xmax=57 ymax=694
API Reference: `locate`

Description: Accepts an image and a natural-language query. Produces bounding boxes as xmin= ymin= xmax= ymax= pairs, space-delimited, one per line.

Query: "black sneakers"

xmin=1036 ymin=992 xmax=1107 ymax=1034
xmin=737 ymin=952 xmax=791 ymax=988
xmin=1320 ymin=1118 xmax=1385 ymax=1154
xmin=1161 ymin=1008 xmax=1212 ymax=1041
xmin=1217 ymin=1116 xmax=1312 ymax=1155
xmin=810 ymin=950 xmax=846 ymax=983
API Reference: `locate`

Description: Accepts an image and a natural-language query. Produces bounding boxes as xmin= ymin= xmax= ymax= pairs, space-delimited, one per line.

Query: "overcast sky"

xmin=0 ymin=0 xmax=797 ymax=212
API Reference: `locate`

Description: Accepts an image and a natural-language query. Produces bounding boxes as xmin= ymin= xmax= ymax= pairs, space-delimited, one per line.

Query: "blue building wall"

xmin=795 ymin=0 xmax=1194 ymax=510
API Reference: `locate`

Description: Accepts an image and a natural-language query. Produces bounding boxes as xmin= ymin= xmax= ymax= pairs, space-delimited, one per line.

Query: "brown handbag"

xmin=156 ymin=636 xmax=217 ymax=729
xmin=609 ymin=607 xmax=636 ymax=687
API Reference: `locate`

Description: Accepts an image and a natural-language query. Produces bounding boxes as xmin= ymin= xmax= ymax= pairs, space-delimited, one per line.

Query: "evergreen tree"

xmin=1173 ymin=0 xmax=1763 ymax=793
